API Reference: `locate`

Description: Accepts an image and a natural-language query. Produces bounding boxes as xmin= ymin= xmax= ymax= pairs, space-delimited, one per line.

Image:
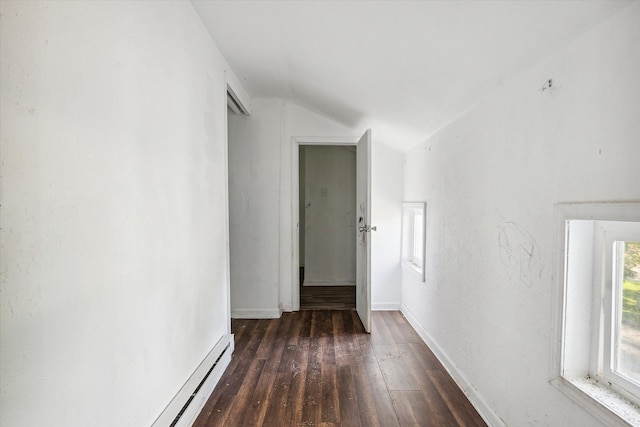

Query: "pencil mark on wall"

xmin=539 ymin=78 xmax=552 ymax=93
xmin=496 ymin=209 xmax=544 ymax=287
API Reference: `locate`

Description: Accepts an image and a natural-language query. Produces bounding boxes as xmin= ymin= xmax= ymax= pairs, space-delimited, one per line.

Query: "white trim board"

xmin=231 ymin=308 xmax=282 ymax=319
xmin=302 ymin=280 xmax=355 ymax=287
xmin=372 ymin=302 xmax=401 ymax=311
xmin=400 ymin=304 xmax=506 ymax=427
xmin=281 ymin=303 xmax=293 ymax=313
xmin=224 ymin=69 xmax=251 ymax=115
xmin=152 ymin=334 xmax=234 ymax=427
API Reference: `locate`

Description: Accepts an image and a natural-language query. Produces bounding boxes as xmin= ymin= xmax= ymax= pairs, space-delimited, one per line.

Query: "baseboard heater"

xmin=152 ymin=334 xmax=234 ymax=427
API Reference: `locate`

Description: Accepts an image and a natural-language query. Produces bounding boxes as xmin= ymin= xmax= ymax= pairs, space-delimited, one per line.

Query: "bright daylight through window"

xmin=412 ymin=209 xmax=424 ymax=267
xmin=595 ymin=221 xmax=640 ymax=404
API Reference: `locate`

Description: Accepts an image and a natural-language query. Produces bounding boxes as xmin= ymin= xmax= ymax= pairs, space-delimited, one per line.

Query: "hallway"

xmin=193 ymin=311 xmax=486 ymax=426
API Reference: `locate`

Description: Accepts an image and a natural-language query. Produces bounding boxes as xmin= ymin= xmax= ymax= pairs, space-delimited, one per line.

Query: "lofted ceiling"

xmin=192 ymin=0 xmax=631 ymax=151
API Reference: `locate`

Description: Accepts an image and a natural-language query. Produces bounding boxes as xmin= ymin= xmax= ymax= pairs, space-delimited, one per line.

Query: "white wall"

xmin=401 ymin=3 xmax=640 ymax=426
xmin=303 ymin=146 xmax=356 ymax=286
xmin=0 ymin=2 xmax=237 ymax=425
xmin=228 ymin=100 xmax=403 ymax=314
xmin=227 ymin=99 xmax=282 ymax=318
xmin=371 ymin=142 xmax=403 ymax=310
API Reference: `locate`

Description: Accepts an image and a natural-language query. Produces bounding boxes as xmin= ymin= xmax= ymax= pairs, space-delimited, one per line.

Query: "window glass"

xmin=614 ymin=240 xmax=640 ymax=385
xmin=413 ymin=211 xmax=424 ymax=266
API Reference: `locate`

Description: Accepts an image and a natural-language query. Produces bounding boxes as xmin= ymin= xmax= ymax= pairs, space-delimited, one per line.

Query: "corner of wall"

xmin=400 ymin=304 xmax=506 ymax=427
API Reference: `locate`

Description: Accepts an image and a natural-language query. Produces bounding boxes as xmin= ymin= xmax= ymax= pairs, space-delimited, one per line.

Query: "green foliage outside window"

xmin=622 ymin=242 xmax=640 ymax=325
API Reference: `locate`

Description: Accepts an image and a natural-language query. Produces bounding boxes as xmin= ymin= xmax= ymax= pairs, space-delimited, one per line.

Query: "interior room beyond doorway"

xmin=299 ymin=145 xmax=356 ymax=310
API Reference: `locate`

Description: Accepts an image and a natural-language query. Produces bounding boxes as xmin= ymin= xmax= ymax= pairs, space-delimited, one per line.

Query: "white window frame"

xmin=551 ymin=202 xmax=640 ymax=427
xmin=601 ymin=224 xmax=640 ymax=401
xmin=402 ymin=202 xmax=426 ymax=282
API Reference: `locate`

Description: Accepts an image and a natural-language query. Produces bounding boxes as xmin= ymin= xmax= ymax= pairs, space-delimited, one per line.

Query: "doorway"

xmin=299 ymin=145 xmax=356 ymax=310
xmin=291 ymin=131 xmax=372 ymax=332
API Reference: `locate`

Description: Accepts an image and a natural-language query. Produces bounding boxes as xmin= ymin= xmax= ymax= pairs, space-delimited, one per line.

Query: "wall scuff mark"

xmin=496 ymin=209 xmax=544 ymax=287
xmin=539 ymin=78 xmax=553 ymax=93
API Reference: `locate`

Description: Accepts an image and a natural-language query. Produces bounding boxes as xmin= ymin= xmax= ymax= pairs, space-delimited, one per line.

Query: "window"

xmin=402 ymin=202 xmax=426 ymax=282
xmin=603 ymin=228 xmax=640 ymax=401
xmin=552 ymin=202 xmax=640 ymax=426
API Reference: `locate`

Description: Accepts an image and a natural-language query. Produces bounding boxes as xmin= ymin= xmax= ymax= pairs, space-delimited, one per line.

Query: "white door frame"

xmin=224 ymin=74 xmax=251 ymax=334
xmin=290 ymin=136 xmax=359 ymax=311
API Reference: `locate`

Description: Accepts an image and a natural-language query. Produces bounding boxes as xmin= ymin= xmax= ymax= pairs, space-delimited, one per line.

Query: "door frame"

xmin=290 ymin=136 xmax=359 ymax=311
xmin=224 ymin=74 xmax=251 ymax=333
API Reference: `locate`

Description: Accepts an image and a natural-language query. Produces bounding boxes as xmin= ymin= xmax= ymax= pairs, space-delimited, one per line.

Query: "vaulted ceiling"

xmin=192 ymin=0 xmax=631 ymax=151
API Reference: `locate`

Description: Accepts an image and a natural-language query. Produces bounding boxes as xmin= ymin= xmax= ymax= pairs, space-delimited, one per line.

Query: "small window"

xmin=553 ymin=202 xmax=640 ymax=425
xmin=402 ymin=202 xmax=426 ymax=282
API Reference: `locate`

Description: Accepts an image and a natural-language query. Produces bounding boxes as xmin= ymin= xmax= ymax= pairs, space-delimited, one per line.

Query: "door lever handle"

xmin=359 ymin=225 xmax=377 ymax=232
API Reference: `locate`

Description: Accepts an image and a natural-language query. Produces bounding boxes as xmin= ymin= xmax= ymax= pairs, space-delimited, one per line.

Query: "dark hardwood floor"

xmin=299 ymin=267 xmax=356 ymax=310
xmin=193 ymin=310 xmax=487 ymax=426
xmin=300 ymin=286 xmax=356 ymax=310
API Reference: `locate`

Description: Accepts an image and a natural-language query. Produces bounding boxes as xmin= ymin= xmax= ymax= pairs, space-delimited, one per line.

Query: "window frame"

xmin=401 ymin=202 xmax=426 ymax=282
xmin=600 ymin=225 xmax=640 ymax=402
xmin=551 ymin=202 xmax=640 ymax=427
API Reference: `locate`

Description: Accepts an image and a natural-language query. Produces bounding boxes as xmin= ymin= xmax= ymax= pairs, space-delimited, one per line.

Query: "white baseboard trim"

xmin=400 ymin=303 xmax=505 ymax=427
xmin=372 ymin=302 xmax=401 ymax=311
xmin=303 ymin=279 xmax=356 ymax=287
xmin=280 ymin=304 xmax=293 ymax=312
xmin=231 ymin=308 xmax=282 ymax=319
xmin=152 ymin=334 xmax=234 ymax=427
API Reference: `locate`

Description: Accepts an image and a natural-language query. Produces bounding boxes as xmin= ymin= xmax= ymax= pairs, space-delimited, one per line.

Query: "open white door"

xmin=356 ymin=129 xmax=373 ymax=333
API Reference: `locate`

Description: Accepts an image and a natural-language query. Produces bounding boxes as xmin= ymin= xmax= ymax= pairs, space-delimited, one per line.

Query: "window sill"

xmin=551 ymin=376 xmax=640 ymax=426
xmin=402 ymin=261 xmax=423 ymax=278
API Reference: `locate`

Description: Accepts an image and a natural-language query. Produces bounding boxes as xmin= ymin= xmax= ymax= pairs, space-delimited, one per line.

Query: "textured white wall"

xmin=303 ymin=146 xmax=356 ymax=285
xmin=0 ymin=2 xmax=234 ymax=425
xmin=401 ymin=3 xmax=640 ymax=425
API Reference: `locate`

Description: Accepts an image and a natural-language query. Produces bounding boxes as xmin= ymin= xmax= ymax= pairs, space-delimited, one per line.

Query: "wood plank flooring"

xmin=300 ymin=286 xmax=356 ymax=310
xmin=193 ymin=311 xmax=486 ymax=426
xmin=299 ymin=268 xmax=356 ymax=310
